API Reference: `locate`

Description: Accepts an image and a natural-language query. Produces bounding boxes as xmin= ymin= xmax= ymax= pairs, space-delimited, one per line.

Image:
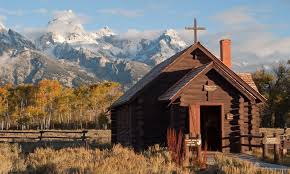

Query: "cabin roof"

xmin=158 ymin=62 xmax=213 ymax=101
xmin=111 ymin=42 xmax=266 ymax=108
xmin=111 ymin=46 xmax=191 ymax=108
xmin=159 ymin=63 xmax=260 ymax=102
xmin=237 ymin=73 xmax=259 ymax=92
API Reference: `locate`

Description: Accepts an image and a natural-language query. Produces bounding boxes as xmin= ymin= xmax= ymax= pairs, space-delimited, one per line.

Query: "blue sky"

xmin=0 ymin=0 xmax=290 ymax=68
xmin=0 ymin=0 xmax=289 ymax=34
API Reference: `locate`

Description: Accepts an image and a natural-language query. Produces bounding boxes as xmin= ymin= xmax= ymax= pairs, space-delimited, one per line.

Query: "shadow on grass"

xmin=7 ymin=140 xmax=112 ymax=154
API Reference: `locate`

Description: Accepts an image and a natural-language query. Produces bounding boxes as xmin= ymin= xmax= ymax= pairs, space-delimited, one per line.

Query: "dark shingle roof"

xmin=159 ymin=63 xmax=213 ymax=101
xmin=111 ymin=46 xmax=191 ymax=108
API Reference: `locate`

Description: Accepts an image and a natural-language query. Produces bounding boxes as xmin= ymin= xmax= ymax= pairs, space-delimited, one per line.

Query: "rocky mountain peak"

xmin=48 ymin=9 xmax=78 ymax=26
xmin=95 ymin=26 xmax=116 ymax=38
xmin=159 ymin=29 xmax=187 ymax=48
xmin=45 ymin=10 xmax=95 ymax=44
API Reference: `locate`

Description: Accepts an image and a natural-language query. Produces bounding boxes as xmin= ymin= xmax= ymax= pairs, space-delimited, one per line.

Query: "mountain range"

xmin=0 ymin=10 xmax=189 ymax=87
xmin=2 ymin=10 xmax=278 ymax=88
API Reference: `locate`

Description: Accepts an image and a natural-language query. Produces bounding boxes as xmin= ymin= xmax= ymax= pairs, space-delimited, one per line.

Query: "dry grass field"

xmin=1 ymin=142 xmax=290 ymax=174
xmin=213 ymin=154 xmax=290 ymax=174
xmin=0 ymin=129 xmax=289 ymax=173
xmin=0 ymin=143 xmax=183 ymax=174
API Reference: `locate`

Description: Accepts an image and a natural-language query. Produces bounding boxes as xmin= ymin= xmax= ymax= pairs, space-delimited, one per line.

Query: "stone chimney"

xmin=220 ymin=39 xmax=232 ymax=68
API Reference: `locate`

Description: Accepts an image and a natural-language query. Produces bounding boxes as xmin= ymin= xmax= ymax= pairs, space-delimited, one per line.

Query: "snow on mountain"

xmin=0 ymin=49 xmax=98 ymax=86
xmin=135 ymin=29 xmax=187 ymax=65
xmin=44 ymin=10 xmax=97 ymax=45
xmin=0 ymin=28 xmax=36 ymax=55
xmin=52 ymin=42 xmax=150 ymax=87
xmin=0 ymin=10 xmax=190 ymax=87
xmin=94 ymin=26 xmax=116 ymax=39
xmin=0 ymin=27 xmax=99 ymax=86
xmin=35 ymin=10 xmax=187 ymax=65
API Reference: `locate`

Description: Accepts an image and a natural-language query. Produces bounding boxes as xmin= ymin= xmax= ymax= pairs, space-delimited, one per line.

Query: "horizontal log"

xmin=39 ymin=130 xmax=88 ymax=134
xmin=0 ymin=131 xmax=40 ymax=134
xmin=241 ymin=134 xmax=263 ymax=138
xmin=241 ymin=144 xmax=262 ymax=148
xmin=0 ymin=136 xmax=38 ymax=139
xmin=40 ymin=136 xmax=88 ymax=139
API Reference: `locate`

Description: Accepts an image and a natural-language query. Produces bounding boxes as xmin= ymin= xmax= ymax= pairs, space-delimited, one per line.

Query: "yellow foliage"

xmin=0 ymin=80 xmax=123 ymax=128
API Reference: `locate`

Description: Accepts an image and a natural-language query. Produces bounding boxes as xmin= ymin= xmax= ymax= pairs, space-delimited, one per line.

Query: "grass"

xmin=0 ymin=143 xmax=26 ymax=174
xmin=1 ymin=142 xmax=289 ymax=174
xmin=0 ymin=143 xmax=184 ymax=174
xmin=213 ymin=153 xmax=290 ymax=174
xmin=246 ymin=148 xmax=290 ymax=167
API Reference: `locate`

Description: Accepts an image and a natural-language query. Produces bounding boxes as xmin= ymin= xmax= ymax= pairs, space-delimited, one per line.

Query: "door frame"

xmin=189 ymin=102 xmax=224 ymax=151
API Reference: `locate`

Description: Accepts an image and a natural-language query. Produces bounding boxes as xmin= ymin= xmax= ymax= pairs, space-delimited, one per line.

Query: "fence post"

xmin=197 ymin=134 xmax=201 ymax=162
xmin=81 ymin=130 xmax=87 ymax=142
xmin=39 ymin=131 xmax=43 ymax=141
xmin=282 ymin=128 xmax=287 ymax=157
xmin=262 ymin=133 xmax=268 ymax=159
xmin=183 ymin=134 xmax=190 ymax=167
xmin=273 ymin=133 xmax=280 ymax=163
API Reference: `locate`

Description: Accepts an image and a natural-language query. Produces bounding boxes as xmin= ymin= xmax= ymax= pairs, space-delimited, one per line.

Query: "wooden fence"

xmin=242 ymin=129 xmax=290 ymax=162
xmin=0 ymin=130 xmax=89 ymax=142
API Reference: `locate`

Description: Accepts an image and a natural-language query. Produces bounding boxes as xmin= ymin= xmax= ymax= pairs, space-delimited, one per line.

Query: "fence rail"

xmin=241 ymin=130 xmax=290 ymax=162
xmin=0 ymin=130 xmax=89 ymax=142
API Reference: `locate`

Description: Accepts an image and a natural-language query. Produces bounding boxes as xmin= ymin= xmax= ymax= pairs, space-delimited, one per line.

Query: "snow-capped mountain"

xmin=1 ymin=9 xmax=286 ymax=87
xmin=35 ymin=10 xmax=187 ymax=65
xmin=0 ymin=10 xmax=188 ymax=87
xmin=135 ymin=29 xmax=187 ymax=65
xmin=0 ymin=24 xmax=100 ymax=86
xmin=0 ymin=28 xmax=35 ymax=55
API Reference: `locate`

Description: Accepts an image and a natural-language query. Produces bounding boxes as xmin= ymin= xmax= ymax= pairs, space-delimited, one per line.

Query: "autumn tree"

xmin=0 ymin=84 xmax=11 ymax=129
xmin=0 ymin=80 xmax=122 ymax=130
xmin=253 ymin=62 xmax=290 ymax=127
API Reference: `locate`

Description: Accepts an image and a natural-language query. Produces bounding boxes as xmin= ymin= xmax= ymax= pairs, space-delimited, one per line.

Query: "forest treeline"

xmin=0 ymin=80 xmax=122 ymax=130
xmin=0 ymin=62 xmax=288 ymax=130
xmin=252 ymin=62 xmax=290 ymax=128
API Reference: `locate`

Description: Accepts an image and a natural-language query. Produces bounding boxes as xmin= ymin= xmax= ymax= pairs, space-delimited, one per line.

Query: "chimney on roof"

xmin=220 ymin=39 xmax=232 ymax=68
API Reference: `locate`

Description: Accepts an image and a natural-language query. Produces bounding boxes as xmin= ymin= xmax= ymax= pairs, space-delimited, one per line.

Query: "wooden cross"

xmin=185 ymin=18 xmax=206 ymax=43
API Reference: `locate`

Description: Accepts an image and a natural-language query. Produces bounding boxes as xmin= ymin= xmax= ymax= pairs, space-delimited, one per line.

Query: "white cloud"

xmin=0 ymin=15 xmax=6 ymax=29
xmin=0 ymin=52 xmax=13 ymax=66
xmin=177 ymin=29 xmax=207 ymax=44
xmin=46 ymin=10 xmax=90 ymax=34
xmin=120 ymin=29 xmax=160 ymax=40
xmin=0 ymin=8 xmax=24 ymax=16
xmin=32 ymin=8 xmax=49 ymax=15
xmin=0 ymin=15 xmax=6 ymax=23
xmin=96 ymin=8 xmax=143 ymax=18
xmin=23 ymin=10 xmax=91 ymax=41
xmin=213 ymin=7 xmax=255 ymax=25
xmin=197 ymin=6 xmax=290 ymax=71
xmin=51 ymin=10 xmax=90 ymax=25
xmin=22 ymin=27 xmax=46 ymax=41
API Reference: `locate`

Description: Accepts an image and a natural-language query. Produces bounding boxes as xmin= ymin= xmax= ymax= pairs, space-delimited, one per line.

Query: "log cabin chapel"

xmin=110 ymin=20 xmax=266 ymax=153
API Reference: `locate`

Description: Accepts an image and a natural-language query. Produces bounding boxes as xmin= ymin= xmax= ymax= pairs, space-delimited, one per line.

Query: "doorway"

xmin=200 ymin=105 xmax=222 ymax=151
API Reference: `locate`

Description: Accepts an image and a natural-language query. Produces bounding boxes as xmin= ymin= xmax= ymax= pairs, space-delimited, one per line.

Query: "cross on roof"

xmin=185 ymin=18 xmax=206 ymax=43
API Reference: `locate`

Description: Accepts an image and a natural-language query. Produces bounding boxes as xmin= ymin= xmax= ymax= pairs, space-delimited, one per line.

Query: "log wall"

xmin=178 ymin=69 xmax=254 ymax=153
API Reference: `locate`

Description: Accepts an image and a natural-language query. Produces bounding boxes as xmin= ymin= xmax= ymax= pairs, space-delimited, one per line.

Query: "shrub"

xmin=0 ymin=143 xmax=25 ymax=173
xmin=26 ymin=144 xmax=183 ymax=174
